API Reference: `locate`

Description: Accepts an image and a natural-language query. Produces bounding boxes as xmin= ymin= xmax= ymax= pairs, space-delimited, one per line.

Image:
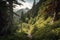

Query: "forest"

xmin=0 ymin=0 xmax=60 ymax=40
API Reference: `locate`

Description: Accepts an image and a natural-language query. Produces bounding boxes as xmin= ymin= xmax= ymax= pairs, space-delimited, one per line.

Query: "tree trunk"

xmin=51 ymin=11 xmax=58 ymax=24
xmin=0 ymin=1 xmax=9 ymax=35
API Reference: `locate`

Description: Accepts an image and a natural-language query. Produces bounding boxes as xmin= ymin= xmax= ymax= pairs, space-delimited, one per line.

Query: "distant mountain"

xmin=16 ymin=8 xmax=29 ymax=16
xmin=13 ymin=8 xmax=30 ymax=23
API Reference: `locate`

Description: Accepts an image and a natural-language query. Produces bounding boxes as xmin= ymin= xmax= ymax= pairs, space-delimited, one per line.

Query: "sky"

xmin=13 ymin=0 xmax=39 ymax=12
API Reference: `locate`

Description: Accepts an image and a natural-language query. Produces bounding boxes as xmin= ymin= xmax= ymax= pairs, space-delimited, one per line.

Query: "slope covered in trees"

xmin=19 ymin=0 xmax=60 ymax=40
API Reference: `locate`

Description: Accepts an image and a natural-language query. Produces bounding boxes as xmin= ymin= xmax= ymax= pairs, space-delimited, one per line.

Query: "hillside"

xmin=19 ymin=0 xmax=60 ymax=40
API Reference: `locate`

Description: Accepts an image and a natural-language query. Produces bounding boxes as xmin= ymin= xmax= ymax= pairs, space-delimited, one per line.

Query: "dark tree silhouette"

xmin=0 ymin=0 xmax=25 ymax=36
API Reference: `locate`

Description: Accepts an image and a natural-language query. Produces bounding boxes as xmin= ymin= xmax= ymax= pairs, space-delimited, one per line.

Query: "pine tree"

xmin=0 ymin=0 xmax=25 ymax=36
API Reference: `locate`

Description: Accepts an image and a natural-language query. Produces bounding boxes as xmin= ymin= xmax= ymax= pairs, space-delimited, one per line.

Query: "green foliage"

xmin=0 ymin=0 xmax=60 ymax=40
xmin=32 ymin=21 xmax=60 ymax=40
xmin=14 ymin=0 xmax=60 ymax=40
